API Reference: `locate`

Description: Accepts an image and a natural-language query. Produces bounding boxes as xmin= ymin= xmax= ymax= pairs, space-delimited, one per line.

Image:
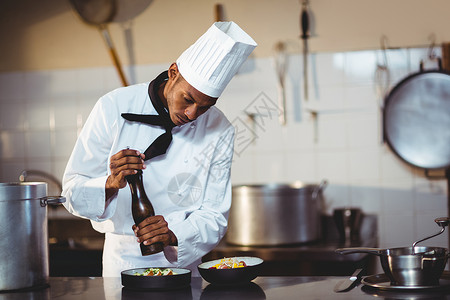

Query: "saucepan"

xmin=337 ymin=217 xmax=450 ymax=286
xmin=336 ymin=246 xmax=449 ymax=286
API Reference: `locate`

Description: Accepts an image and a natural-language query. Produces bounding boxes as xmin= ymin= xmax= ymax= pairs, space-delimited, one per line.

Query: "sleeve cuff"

xmin=83 ymin=175 xmax=117 ymax=221
xmin=163 ymin=245 xmax=178 ymax=264
xmin=168 ymin=218 xmax=200 ymax=267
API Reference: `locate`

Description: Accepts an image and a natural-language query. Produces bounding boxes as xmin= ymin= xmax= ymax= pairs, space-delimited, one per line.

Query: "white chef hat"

xmin=176 ymin=21 xmax=257 ymax=98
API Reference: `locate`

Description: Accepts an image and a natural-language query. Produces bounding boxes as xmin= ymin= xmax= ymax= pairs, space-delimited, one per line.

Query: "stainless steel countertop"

xmin=3 ymin=276 xmax=450 ymax=300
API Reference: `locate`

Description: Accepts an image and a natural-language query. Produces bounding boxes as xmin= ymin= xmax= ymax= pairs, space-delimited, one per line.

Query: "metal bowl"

xmin=198 ymin=257 xmax=263 ymax=285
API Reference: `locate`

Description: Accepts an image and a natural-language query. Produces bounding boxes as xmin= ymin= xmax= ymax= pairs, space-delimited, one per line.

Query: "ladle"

xmin=412 ymin=217 xmax=450 ymax=252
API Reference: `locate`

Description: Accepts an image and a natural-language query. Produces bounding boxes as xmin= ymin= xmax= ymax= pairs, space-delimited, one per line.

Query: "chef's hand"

xmin=133 ymin=215 xmax=178 ymax=247
xmin=105 ymin=148 xmax=146 ymax=200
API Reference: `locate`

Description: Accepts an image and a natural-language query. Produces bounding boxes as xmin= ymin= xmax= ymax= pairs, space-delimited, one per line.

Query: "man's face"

xmin=164 ymin=64 xmax=217 ymax=126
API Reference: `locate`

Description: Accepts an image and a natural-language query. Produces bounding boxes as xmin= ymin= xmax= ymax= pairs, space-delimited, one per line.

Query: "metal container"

xmin=336 ymin=246 xmax=449 ymax=286
xmin=226 ymin=181 xmax=327 ymax=246
xmin=0 ymin=182 xmax=64 ymax=291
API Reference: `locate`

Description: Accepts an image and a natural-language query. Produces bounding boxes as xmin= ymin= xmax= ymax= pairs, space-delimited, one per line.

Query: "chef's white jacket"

xmin=62 ymin=82 xmax=235 ymax=277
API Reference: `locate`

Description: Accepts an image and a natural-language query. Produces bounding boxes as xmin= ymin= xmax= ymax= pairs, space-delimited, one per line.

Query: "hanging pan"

xmin=69 ymin=0 xmax=129 ymax=86
xmin=383 ymin=57 xmax=450 ymax=171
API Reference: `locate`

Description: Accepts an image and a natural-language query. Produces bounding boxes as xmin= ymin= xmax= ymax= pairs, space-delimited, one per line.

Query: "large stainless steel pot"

xmin=0 ymin=182 xmax=65 ymax=291
xmin=226 ymin=181 xmax=327 ymax=246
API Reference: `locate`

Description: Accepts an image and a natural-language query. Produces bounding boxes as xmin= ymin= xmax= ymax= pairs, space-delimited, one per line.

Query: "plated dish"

xmin=133 ymin=267 xmax=175 ymax=276
xmin=198 ymin=256 xmax=263 ymax=285
xmin=121 ymin=267 xmax=191 ymax=290
xmin=208 ymin=257 xmax=247 ymax=269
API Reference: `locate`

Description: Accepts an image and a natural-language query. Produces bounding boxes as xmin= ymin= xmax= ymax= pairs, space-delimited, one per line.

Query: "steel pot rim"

xmin=233 ymin=179 xmax=327 ymax=189
xmin=0 ymin=182 xmax=47 ymax=202
xmin=336 ymin=246 xmax=448 ymax=256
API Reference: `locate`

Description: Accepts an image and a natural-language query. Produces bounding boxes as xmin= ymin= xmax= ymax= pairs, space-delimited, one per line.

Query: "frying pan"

xmin=69 ymin=0 xmax=129 ymax=86
xmin=383 ymin=58 xmax=450 ymax=170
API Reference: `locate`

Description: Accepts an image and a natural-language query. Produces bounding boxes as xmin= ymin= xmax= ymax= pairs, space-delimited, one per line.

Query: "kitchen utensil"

xmin=121 ymin=268 xmax=191 ymax=290
xmin=334 ymin=268 xmax=364 ymax=293
xmin=300 ymin=0 xmax=310 ymax=101
xmin=69 ymin=0 xmax=128 ymax=86
xmin=333 ymin=207 xmax=362 ymax=246
xmin=336 ymin=246 xmax=449 ymax=286
xmin=214 ymin=3 xmax=224 ymax=22
xmin=374 ymin=36 xmax=391 ymax=104
xmin=443 ymin=42 xmax=450 ymax=71
xmin=226 ymin=180 xmax=327 ymax=246
xmin=374 ymin=36 xmax=390 ymax=143
xmin=383 ymin=59 xmax=450 ymax=170
xmin=274 ymin=41 xmax=287 ymax=125
xmin=412 ymin=217 xmax=450 ymax=249
xmin=197 ymin=257 xmax=263 ymax=285
xmin=0 ymin=182 xmax=65 ymax=291
xmin=361 ymin=272 xmax=450 ymax=291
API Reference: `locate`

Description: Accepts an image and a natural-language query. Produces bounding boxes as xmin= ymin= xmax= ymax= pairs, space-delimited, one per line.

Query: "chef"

xmin=62 ymin=21 xmax=257 ymax=277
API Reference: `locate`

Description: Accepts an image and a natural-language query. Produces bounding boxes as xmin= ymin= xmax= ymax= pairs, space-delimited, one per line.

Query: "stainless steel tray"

xmin=362 ymin=273 xmax=450 ymax=291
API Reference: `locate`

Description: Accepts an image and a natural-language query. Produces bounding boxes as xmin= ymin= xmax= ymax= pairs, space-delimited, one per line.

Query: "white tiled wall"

xmin=0 ymin=48 xmax=448 ymax=251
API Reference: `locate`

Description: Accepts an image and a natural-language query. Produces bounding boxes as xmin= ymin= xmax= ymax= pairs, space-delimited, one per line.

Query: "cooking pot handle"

xmin=421 ymin=256 xmax=443 ymax=262
xmin=40 ymin=196 xmax=66 ymax=207
xmin=312 ymin=179 xmax=328 ymax=199
xmin=335 ymin=247 xmax=384 ymax=256
xmin=421 ymin=255 xmax=448 ymax=269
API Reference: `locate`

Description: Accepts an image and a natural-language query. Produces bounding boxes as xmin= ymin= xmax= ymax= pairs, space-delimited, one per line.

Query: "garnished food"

xmin=209 ymin=257 xmax=247 ymax=269
xmin=134 ymin=268 xmax=175 ymax=276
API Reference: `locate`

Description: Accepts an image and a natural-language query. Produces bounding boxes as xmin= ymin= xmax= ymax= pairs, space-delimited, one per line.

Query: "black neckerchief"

xmin=121 ymin=71 xmax=176 ymax=161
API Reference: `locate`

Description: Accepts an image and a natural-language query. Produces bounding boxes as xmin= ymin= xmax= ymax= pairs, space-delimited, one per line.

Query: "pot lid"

xmin=0 ymin=182 xmax=47 ymax=202
xmin=383 ymin=71 xmax=450 ymax=170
